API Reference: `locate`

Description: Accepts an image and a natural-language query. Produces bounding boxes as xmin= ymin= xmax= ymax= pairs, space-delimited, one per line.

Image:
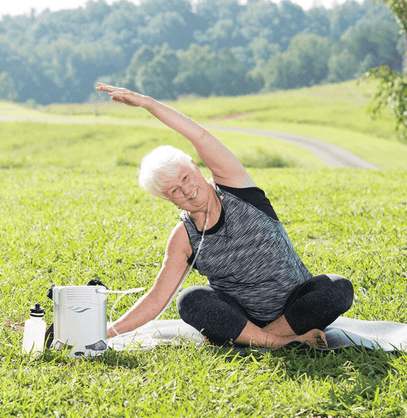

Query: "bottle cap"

xmin=30 ymin=303 xmax=45 ymax=318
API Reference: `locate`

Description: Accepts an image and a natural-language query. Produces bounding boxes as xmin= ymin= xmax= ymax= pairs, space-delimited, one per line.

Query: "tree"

xmin=210 ymin=48 xmax=252 ymax=95
xmin=264 ymin=34 xmax=330 ymax=90
xmin=195 ymin=0 xmax=241 ymax=23
xmin=249 ymin=37 xmax=280 ymax=68
xmin=140 ymin=0 xmax=192 ymax=18
xmin=194 ymin=18 xmax=243 ymax=49
xmin=122 ymin=46 xmax=155 ymax=91
xmin=362 ymin=0 xmax=407 ymax=141
xmin=173 ymin=71 xmax=213 ymax=97
xmin=277 ymin=1 xmax=306 ymax=49
xmin=0 ymin=72 xmax=19 ymax=101
xmin=238 ymin=1 xmax=279 ymax=45
xmin=100 ymin=3 xmax=143 ymax=60
xmin=33 ymin=39 xmax=124 ymax=103
xmin=0 ymin=0 xmax=403 ymax=104
xmin=303 ymin=7 xmax=330 ymax=38
xmin=329 ymin=0 xmax=365 ymax=42
xmin=327 ymin=48 xmax=359 ymax=83
xmin=328 ymin=19 xmax=402 ymax=83
xmin=138 ymin=12 xmax=191 ymax=50
xmin=134 ymin=44 xmax=180 ymax=99
xmin=173 ymin=43 xmax=261 ymax=97
xmin=342 ymin=21 xmax=402 ymax=72
xmin=194 ymin=0 xmax=244 ymax=50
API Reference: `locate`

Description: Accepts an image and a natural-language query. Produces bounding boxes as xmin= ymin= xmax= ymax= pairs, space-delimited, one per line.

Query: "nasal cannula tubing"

xmin=102 ymin=207 xmax=210 ymax=337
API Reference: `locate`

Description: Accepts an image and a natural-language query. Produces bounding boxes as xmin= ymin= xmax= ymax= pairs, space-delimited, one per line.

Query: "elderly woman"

xmin=96 ymin=83 xmax=354 ymax=349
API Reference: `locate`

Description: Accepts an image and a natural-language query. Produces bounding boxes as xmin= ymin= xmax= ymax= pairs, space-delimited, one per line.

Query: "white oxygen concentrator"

xmin=51 ymin=285 xmax=108 ymax=357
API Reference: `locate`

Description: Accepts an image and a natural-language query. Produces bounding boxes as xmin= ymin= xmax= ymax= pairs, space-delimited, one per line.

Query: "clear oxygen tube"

xmin=96 ymin=287 xmax=146 ymax=337
xmin=107 ymin=207 xmax=210 ymax=337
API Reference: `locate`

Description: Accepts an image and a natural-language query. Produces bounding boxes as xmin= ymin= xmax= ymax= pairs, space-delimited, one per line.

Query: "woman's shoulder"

xmin=167 ymin=221 xmax=193 ymax=257
xmin=217 ymin=184 xmax=279 ymax=221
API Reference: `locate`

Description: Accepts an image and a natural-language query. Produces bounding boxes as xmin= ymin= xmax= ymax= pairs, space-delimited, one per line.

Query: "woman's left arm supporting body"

xmin=106 ymin=222 xmax=192 ymax=338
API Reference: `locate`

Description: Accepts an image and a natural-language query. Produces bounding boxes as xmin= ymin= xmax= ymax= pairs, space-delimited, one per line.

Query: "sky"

xmin=0 ymin=0 xmax=363 ymax=18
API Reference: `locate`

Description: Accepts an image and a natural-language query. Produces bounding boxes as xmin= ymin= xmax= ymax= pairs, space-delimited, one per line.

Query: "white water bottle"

xmin=22 ymin=303 xmax=46 ymax=354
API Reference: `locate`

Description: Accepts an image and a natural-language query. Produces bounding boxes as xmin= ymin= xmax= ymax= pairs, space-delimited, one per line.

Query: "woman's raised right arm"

xmin=96 ymin=83 xmax=256 ymax=188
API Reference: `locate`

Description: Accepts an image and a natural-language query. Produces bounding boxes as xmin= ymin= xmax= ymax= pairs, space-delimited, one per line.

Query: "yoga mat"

xmin=109 ymin=317 xmax=407 ymax=352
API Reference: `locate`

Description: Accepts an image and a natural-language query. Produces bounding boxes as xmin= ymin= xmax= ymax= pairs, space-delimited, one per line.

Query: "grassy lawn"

xmin=0 ymin=82 xmax=406 ymax=416
xmin=20 ymin=79 xmax=407 ymax=169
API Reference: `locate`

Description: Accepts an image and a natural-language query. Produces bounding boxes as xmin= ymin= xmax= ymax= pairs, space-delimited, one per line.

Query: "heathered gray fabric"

xmin=180 ymin=186 xmax=313 ymax=323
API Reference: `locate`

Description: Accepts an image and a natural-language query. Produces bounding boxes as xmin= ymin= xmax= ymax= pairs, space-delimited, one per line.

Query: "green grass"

xmin=0 ymin=101 xmax=45 ymax=118
xmin=0 ymin=121 xmax=323 ymax=170
xmin=177 ymin=81 xmax=397 ymax=139
xmin=0 ymin=82 xmax=406 ymax=416
xmin=0 ymin=164 xmax=406 ymax=417
xmin=33 ymin=80 xmax=407 ymax=169
xmin=43 ymin=81 xmax=390 ymax=137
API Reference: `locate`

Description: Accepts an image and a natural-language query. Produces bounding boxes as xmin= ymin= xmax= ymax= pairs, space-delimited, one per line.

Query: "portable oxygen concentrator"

xmin=51 ymin=285 xmax=108 ymax=357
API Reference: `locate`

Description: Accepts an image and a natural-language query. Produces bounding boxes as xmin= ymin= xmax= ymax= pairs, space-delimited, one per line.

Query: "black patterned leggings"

xmin=176 ymin=274 xmax=354 ymax=345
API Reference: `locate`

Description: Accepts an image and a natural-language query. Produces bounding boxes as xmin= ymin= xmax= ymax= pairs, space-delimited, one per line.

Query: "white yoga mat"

xmin=109 ymin=317 xmax=407 ymax=352
xmin=109 ymin=320 xmax=205 ymax=351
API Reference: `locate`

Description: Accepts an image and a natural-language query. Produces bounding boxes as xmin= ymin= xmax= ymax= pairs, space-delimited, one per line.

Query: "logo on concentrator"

xmin=67 ymin=305 xmax=91 ymax=314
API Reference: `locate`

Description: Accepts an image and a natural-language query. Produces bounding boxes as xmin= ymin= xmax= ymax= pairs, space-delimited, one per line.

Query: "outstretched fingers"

xmin=96 ymin=83 xmax=115 ymax=92
xmin=96 ymin=83 xmax=128 ymax=93
xmin=96 ymin=83 xmax=146 ymax=107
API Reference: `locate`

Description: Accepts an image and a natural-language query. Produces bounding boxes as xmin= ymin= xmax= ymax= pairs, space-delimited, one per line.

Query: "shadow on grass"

xmin=211 ymin=341 xmax=400 ymax=380
xmin=37 ymin=346 xmax=149 ymax=369
xmin=19 ymin=340 xmax=405 ymax=414
xmin=34 ymin=338 xmax=401 ymax=380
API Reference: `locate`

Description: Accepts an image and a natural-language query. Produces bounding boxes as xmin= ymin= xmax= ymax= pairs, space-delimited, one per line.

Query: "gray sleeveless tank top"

xmin=180 ymin=186 xmax=313 ymax=322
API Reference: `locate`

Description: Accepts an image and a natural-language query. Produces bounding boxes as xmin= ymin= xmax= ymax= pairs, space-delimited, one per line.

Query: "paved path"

xmin=204 ymin=125 xmax=379 ymax=170
xmin=0 ymin=115 xmax=379 ymax=169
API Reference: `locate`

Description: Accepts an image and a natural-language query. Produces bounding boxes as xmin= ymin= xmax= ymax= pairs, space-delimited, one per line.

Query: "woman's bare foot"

xmin=295 ymin=329 xmax=327 ymax=348
xmin=234 ymin=319 xmax=328 ymax=349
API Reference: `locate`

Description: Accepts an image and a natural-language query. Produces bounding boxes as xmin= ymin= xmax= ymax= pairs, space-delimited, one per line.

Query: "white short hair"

xmin=138 ymin=145 xmax=195 ymax=199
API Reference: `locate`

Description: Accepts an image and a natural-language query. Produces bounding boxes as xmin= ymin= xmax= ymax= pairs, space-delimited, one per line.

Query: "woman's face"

xmin=162 ymin=163 xmax=210 ymax=213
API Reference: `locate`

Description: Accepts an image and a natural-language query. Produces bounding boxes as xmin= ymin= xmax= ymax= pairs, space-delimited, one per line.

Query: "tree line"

xmin=0 ymin=0 xmax=404 ymax=105
xmin=363 ymin=0 xmax=407 ymax=141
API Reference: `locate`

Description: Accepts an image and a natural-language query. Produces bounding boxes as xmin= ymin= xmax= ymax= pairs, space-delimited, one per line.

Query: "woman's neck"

xmin=189 ymin=186 xmax=222 ymax=231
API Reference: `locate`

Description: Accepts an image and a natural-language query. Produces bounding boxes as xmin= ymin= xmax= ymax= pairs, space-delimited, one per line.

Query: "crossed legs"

xmin=177 ymin=274 xmax=354 ymax=349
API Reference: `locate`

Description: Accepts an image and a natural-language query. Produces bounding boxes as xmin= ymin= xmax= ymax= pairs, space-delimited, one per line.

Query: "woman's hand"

xmin=96 ymin=83 xmax=148 ymax=108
